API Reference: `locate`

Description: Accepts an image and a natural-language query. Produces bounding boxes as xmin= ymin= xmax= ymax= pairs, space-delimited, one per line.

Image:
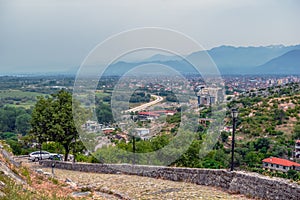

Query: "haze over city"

xmin=1 ymin=1 xmax=300 ymax=199
xmin=1 ymin=0 xmax=300 ymax=73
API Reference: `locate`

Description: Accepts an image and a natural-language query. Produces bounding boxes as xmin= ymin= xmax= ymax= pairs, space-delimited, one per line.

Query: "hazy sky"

xmin=0 ymin=0 xmax=300 ymax=73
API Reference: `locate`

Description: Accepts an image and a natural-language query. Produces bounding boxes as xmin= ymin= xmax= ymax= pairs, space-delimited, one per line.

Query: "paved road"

xmin=125 ymin=94 xmax=163 ymax=113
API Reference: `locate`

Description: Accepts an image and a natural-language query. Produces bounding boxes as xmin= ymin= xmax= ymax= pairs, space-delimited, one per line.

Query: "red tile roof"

xmin=138 ymin=112 xmax=160 ymax=117
xmin=152 ymin=110 xmax=176 ymax=114
xmin=103 ymin=129 xmax=114 ymax=134
xmin=262 ymin=157 xmax=300 ymax=167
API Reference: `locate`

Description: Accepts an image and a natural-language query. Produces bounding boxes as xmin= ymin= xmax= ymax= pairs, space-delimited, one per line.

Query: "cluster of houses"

xmin=82 ymin=120 xmax=155 ymax=142
xmin=82 ymin=120 xmax=127 ymax=141
xmin=81 ymin=108 xmax=179 ymax=145
xmin=82 ymin=120 xmax=103 ymax=132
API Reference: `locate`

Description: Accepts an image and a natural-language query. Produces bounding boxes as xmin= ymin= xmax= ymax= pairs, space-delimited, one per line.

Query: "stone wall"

xmin=0 ymin=149 xmax=21 ymax=167
xmin=41 ymin=161 xmax=300 ymax=200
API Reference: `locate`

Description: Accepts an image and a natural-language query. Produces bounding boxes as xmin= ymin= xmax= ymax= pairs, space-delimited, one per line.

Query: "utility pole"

xmin=73 ymin=132 xmax=76 ymax=163
xmin=132 ymin=135 xmax=136 ymax=165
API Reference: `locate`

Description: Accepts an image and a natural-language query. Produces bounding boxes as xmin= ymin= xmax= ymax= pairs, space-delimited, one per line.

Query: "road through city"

xmin=125 ymin=95 xmax=164 ymax=113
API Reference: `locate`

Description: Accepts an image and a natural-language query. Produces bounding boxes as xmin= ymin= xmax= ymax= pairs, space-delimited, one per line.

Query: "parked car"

xmin=49 ymin=154 xmax=63 ymax=161
xmin=28 ymin=151 xmax=51 ymax=162
xmin=67 ymin=154 xmax=74 ymax=162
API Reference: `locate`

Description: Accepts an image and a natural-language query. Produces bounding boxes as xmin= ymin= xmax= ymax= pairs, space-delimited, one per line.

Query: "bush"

xmin=287 ymin=170 xmax=300 ymax=181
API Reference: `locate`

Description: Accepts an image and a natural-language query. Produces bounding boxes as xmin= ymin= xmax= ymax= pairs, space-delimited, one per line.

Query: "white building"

xmin=262 ymin=157 xmax=300 ymax=172
xmin=83 ymin=120 xmax=102 ymax=132
xmin=134 ymin=128 xmax=151 ymax=140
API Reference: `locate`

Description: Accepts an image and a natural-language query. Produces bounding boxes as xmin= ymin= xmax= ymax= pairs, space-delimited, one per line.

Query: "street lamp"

xmin=132 ymin=134 xmax=136 ymax=165
xmin=127 ymin=126 xmax=137 ymax=165
xmin=73 ymin=132 xmax=76 ymax=163
xmin=230 ymin=108 xmax=238 ymax=171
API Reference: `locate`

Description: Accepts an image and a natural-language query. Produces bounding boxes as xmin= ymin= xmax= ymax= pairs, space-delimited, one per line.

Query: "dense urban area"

xmin=1 ymin=74 xmax=300 ymax=199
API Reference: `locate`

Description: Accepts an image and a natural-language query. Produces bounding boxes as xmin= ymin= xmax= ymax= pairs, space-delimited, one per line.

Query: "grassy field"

xmin=0 ymin=90 xmax=45 ymax=98
xmin=95 ymin=90 xmax=110 ymax=96
xmin=0 ymin=90 xmax=46 ymax=108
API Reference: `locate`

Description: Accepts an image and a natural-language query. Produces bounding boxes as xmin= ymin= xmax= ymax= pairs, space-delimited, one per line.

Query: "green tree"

xmin=0 ymin=106 xmax=18 ymax=132
xmin=287 ymin=170 xmax=299 ymax=181
xmin=293 ymin=124 xmax=300 ymax=139
xmin=274 ymin=109 xmax=285 ymax=125
xmin=245 ymin=151 xmax=263 ymax=168
xmin=220 ymin=131 xmax=229 ymax=142
xmin=30 ymin=96 xmax=53 ymax=147
xmin=254 ymin=138 xmax=270 ymax=151
xmin=30 ymin=90 xmax=88 ymax=161
xmin=96 ymin=102 xmax=113 ymax=124
xmin=15 ymin=113 xmax=31 ymax=136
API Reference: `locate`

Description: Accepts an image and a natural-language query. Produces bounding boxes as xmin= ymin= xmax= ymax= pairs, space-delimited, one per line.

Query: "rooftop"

xmin=138 ymin=112 xmax=160 ymax=117
xmin=262 ymin=157 xmax=300 ymax=167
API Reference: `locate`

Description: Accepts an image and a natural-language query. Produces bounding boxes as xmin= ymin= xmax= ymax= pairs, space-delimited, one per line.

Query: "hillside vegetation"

xmin=0 ymin=142 xmax=75 ymax=199
xmin=225 ymin=83 xmax=300 ymax=180
xmin=93 ymin=83 xmax=300 ymax=182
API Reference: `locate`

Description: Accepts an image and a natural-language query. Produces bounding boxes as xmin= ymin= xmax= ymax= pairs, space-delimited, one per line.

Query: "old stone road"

xmin=21 ymin=160 xmax=252 ymax=200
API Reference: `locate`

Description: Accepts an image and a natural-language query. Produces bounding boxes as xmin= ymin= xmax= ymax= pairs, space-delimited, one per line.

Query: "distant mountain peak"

xmin=265 ymin=44 xmax=286 ymax=48
xmin=257 ymin=49 xmax=300 ymax=74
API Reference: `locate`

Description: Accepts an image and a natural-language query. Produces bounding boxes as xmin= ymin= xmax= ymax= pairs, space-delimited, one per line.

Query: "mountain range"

xmin=5 ymin=44 xmax=299 ymax=76
xmin=105 ymin=44 xmax=300 ymax=75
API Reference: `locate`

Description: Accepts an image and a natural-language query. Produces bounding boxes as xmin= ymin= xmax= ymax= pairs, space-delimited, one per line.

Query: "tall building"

xmin=196 ymin=86 xmax=219 ymax=106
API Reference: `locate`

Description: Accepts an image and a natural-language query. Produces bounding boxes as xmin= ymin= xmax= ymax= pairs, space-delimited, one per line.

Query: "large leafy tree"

xmin=30 ymin=90 xmax=87 ymax=161
xmin=293 ymin=124 xmax=300 ymax=139
xmin=15 ymin=113 xmax=31 ymax=136
xmin=0 ymin=106 xmax=19 ymax=132
xmin=96 ymin=102 xmax=113 ymax=124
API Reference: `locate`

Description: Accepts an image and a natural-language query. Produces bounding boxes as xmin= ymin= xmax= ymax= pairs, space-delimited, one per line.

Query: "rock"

xmin=0 ymin=181 xmax=5 ymax=188
xmin=65 ymin=178 xmax=77 ymax=188
xmin=97 ymin=187 xmax=131 ymax=200
xmin=78 ymin=185 xmax=93 ymax=191
xmin=0 ymin=191 xmax=6 ymax=197
xmin=43 ymin=172 xmax=52 ymax=176
xmin=72 ymin=191 xmax=91 ymax=197
xmin=35 ymin=169 xmax=43 ymax=174
xmin=65 ymin=178 xmax=73 ymax=183
xmin=0 ymin=163 xmax=25 ymax=184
